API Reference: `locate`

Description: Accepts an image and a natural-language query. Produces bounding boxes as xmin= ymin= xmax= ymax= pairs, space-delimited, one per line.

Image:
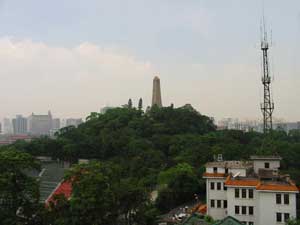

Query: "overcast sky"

xmin=0 ymin=0 xmax=299 ymax=122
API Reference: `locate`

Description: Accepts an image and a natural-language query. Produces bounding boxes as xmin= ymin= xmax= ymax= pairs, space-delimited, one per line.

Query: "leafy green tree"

xmin=0 ymin=148 xmax=40 ymax=225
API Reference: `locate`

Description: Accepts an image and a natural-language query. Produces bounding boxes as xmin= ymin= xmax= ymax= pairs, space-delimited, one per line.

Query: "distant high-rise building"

xmin=151 ymin=76 xmax=162 ymax=107
xmin=12 ymin=115 xmax=28 ymax=134
xmin=52 ymin=118 xmax=60 ymax=130
xmin=28 ymin=111 xmax=53 ymax=136
xmin=66 ymin=118 xmax=83 ymax=127
xmin=3 ymin=118 xmax=13 ymax=134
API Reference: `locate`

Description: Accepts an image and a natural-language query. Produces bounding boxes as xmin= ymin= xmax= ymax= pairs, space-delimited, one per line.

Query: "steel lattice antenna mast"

xmin=260 ymin=15 xmax=274 ymax=133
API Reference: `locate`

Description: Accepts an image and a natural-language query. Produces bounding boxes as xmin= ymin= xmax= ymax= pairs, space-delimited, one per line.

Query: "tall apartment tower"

xmin=12 ymin=115 xmax=28 ymax=134
xmin=151 ymin=76 xmax=162 ymax=107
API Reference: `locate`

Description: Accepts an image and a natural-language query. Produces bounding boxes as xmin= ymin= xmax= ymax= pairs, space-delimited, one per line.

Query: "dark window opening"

xmin=210 ymin=182 xmax=215 ymax=190
xmin=217 ymin=182 xmax=221 ymax=190
xmin=235 ymin=188 xmax=239 ymax=198
xmin=242 ymin=189 xmax=247 ymax=198
xmin=276 ymin=194 xmax=281 ymax=204
xmin=248 ymin=189 xmax=254 ymax=199
xmin=224 ymin=200 xmax=227 ymax=209
xmin=284 ymin=194 xmax=289 ymax=205
xmin=249 ymin=206 xmax=254 ymax=215
xmin=235 ymin=206 xmax=240 ymax=215
xmin=211 ymin=200 xmax=215 ymax=208
xmin=265 ymin=162 xmax=270 ymax=168
xmin=217 ymin=200 xmax=221 ymax=208
xmin=242 ymin=206 xmax=247 ymax=215
xmin=284 ymin=213 xmax=290 ymax=222
xmin=276 ymin=213 xmax=282 ymax=222
xmin=213 ymin=167 xmax=218 ymax=173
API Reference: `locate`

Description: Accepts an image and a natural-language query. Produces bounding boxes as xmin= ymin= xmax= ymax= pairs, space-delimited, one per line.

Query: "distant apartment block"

xmin=65 ymin=118 xmax=83 ymax=127
xmin=12 ymin=115 xmax=28 ymax=134
xmin=2 ymin=118 xmax=13 ymax=134
xmin=28 ymin=111 xmax=53 ymax=136
xmin=203 ymin=155 xmax=298 ymax=225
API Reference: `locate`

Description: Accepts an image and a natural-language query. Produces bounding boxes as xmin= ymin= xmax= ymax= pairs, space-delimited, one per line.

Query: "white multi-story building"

xmin=203 ymin=155 xmax=298 ymax=225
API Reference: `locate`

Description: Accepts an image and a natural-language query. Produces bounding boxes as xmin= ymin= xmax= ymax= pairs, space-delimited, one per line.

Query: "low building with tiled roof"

xmin=203 ymin=155 xmax=298 ymax=225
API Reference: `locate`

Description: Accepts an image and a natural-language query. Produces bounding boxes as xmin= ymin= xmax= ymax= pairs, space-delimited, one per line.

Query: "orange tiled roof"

xmin=225 ymin=179 xmax=260 ymax=187
xmin=203 ymin=172 xmax=226 ymax=178
xmin=256 ymin=182 xmax=299 ymax=192
xmin=46 ymin=180 xmax=72 ymax=205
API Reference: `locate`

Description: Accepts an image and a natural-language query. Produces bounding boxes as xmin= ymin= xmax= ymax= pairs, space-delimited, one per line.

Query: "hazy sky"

xmin=0 ymin=0 xmax=299 ymax=121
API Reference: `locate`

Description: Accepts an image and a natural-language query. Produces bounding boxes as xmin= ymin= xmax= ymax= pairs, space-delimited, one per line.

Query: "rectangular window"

xmin=210 ymin=182 xmax=215 ymax=190
xmin=284 ymin=213 xmax=290 ymax=222
xmin=235 ymin=188 xmax=239 ymax=198
xmin=217 ymin=200 xmax=221 ymax=208
xmin=242 ymin=206 xmax=247 ymax=215
xmin=213 ymin=167 xmax=218 ymax=173
xmin=217 ymin=182 xmax=221 ymax=190
xmin=211 ymin=200 xmax=215 ymax=208
xmin=224 ymin=200 xmax=227 ymax=209
xmin=248 ymin=189 xmax=254 ymax=199
xmin=235 ymin=206 xmax=240 ymax=215
xmin=276 ymin=194 xmax=281 ymax=204
xmin=276 ymin=213 xmax=282 ymax=222
xmin=284 ymin=194 xmax=289 ymax=205
xmin=265 ymin=162 xmax=270 ymax=168
xmin=249 ymin=206 xmax=254 ymax=215
xmin=242 ymin=189 xmax=247 ymax=198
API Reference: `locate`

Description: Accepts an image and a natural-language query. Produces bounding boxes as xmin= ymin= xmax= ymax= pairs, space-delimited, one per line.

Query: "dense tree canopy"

xmin=2 ymin=105 xmax=300 ymax=223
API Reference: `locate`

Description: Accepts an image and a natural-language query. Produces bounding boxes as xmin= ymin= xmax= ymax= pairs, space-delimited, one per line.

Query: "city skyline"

xmin=0 ymin=1 xmax=299 ymax=121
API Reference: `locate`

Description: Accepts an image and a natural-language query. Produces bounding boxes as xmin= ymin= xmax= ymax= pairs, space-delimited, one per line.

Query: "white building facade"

xmin=203 ymin=156 xmax=298 ymax=225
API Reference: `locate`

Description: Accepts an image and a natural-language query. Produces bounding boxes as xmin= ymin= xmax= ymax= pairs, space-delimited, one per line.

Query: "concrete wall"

xmin=226 ymin=187 xmax=256 ymax=224
xmin=256 ymin=192 xmax=297 ymax=225
xmin=206 ymin=178 xmax=227 ymax=220
xmin=253 ymin=160 xmax=280 ymax=173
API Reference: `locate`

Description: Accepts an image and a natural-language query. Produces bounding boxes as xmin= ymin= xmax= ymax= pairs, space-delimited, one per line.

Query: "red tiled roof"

xmin=46 ymin=180 xmax=72 ymax=205
xmin=256 ymin=182 xmax=299 ymax=192
xmin=203 ymin=172 xmax=226 ymax=178
xmin=225 ymin=179 xmax=260 ymax=187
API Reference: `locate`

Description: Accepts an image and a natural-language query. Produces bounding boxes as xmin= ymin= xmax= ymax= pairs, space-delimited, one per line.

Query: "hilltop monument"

xmin=151 ymin=76 xmax=162 ymax=107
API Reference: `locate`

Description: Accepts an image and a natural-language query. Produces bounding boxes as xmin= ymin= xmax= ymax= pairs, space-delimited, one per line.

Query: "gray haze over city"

xmin=0 ymin=0 xmax=299 ymax=122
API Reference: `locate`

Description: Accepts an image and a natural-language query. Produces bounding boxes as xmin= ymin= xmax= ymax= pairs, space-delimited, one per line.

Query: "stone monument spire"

xmin=151 ymin=76 xmax=162 ymax=107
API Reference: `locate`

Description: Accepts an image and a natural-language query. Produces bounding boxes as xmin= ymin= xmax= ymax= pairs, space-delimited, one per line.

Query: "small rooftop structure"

xmin=205 ymin=161 xmax=252 ymax=169
xmin=250 ymin=155 xmax=282 ymax=160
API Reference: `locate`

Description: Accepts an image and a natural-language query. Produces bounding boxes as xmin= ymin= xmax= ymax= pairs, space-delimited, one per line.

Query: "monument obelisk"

xmin=151 ymin=76 xmax=162 ymax=107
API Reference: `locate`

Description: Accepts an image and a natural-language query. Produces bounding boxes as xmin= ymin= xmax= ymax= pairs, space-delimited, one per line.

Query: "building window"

xmin=265 ymin=162 xmax=270 ymax=168
xmin=217 ymin=200 xmax=221 ymax=208
xmin=248 ymin=222 xmax=254 ymax=225
xmin=248 ymin=189 xmax=253 ymax=199
xmin=242 ymin=189 xmax=247 ymax=198
xmin=249 ymin=206 xmax=254 ymax=215
xmin=224 ymin=200 xmax=227 ymax=209
xmin=235 ymin=188 xmax=239 ymax=198
xmin=242 ymin=206 xmax=247 ymax=215
xmin=284 ymin=194 xmax=289 ymax=205
xmin=225 ymin=168 xmax=229 ymax=174
xmin=223 ymin=183 xmax=227 ymax=191
xmin=276 ymin=194 xmax=281 ymax=204
xmin=217 ymin=182 xmax=221 ymax=190
xmin=235 ymin=206 xmax=240 ymax=215
xmin=210 ymin=182 xmax=215 ymax=190
xmin=284 ymin=213 xmax=290 ymax=222
xmin=211 ymin=200 xmax=215 ymax=208
xmin=276 ymin=213 xmax=282 ymax=222
xmin=213 ymin=167 xmax=218 ymax=173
